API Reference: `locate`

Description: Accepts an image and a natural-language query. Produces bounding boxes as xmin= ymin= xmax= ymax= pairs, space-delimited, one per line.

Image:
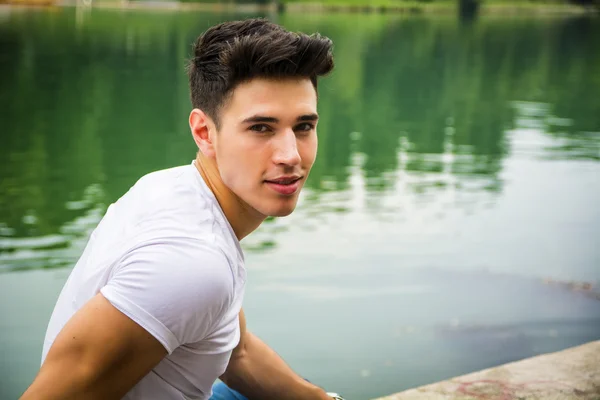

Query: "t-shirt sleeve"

xmin=100 ymin=238 xmax=233 ymax=354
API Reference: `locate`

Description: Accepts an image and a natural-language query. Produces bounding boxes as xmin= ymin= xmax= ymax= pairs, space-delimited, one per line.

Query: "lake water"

xmin=1 ymin=7 xmax=599 ymax=400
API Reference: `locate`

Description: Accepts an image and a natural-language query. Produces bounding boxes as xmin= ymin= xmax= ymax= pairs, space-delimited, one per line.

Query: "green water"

xmin=1 ymin=8 xmax=600 ymax=400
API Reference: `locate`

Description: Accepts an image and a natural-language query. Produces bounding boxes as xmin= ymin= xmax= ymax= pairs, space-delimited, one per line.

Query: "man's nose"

xmin=272 ymin=129 xmax=301 ymax=166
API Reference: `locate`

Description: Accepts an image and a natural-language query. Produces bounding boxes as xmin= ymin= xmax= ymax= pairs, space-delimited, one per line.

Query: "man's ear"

xmin=189 ymin=108 xmax=216 ymax=158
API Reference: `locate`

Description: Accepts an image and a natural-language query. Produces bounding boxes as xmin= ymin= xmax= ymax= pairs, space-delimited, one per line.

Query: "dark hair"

xmin=186 ymin=18 xmax=334 ymax=128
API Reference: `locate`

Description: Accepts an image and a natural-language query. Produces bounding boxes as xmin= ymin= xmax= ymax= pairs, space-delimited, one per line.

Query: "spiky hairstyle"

xmin=187 ymin=18 xmax=334 ymax=128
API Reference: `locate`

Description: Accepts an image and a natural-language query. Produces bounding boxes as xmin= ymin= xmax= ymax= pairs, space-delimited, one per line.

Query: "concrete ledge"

xmin=374 ymin=340 xmax=600 ymax=400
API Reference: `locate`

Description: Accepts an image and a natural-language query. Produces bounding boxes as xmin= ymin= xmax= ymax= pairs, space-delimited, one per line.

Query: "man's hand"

xmin=220 ymin=309 xmax=331 ymax=400
xmin=20 ymin=293 xmax=167 ymax=400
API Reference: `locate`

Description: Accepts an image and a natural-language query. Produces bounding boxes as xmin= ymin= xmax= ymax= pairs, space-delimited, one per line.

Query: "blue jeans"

xmin=209 ymin=378 xmax=318 ymax=399
xmin=209 ymin=381 xmax=248 ymax=400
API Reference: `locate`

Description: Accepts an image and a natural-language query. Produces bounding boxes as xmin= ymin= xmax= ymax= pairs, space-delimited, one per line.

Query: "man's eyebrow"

xmin=297 ymin=113 xmax=319 ymax=122
xmin=241 ymin=115 xmax=279 ymax=124
xmin=240 ymin=113 xmax=319 ymax=124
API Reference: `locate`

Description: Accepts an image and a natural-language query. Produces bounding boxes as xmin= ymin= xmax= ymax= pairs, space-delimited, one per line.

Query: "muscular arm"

xmin=220 ymin=310 xmax=330 ymax=400
xmin=20 ymin=293 xmax=167 ymax=400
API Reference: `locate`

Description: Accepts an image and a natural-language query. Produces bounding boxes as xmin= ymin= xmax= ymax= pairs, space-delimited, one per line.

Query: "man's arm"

xmin=220 ymin=309 xmax=331 ymax=400
xmin=20 ymin=293 xmax=167 ymax=400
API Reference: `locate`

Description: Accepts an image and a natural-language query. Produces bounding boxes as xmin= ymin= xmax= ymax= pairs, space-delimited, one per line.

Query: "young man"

xmin=20 ymin=18 xmax=340 ymax=400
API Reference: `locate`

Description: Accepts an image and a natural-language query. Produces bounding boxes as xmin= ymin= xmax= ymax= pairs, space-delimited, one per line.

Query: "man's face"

xmin=212 ymin=77 xmax=318 ymax=218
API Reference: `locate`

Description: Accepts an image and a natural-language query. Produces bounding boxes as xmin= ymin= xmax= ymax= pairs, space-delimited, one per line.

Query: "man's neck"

xmin=194 ymin=154 xmax=265 ymax=241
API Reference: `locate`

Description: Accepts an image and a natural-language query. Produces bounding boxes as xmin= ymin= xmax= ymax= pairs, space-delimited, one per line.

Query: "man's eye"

xmin=295 ymin=123 xmax=315 ymax=132
xmin=249 ymin=124 xmax=270 ymax=133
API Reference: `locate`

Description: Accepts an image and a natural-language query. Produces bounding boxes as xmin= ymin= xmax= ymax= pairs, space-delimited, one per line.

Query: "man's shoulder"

xmin=127 ymin=164 xmax=239 ymax=254
xmin=135 ymin=164 xmax=191 ymax=185
xmin=115 ymin=164 xmax=212 ymax=225
xmin=131 ymin=164 xmax=195 ymax=201
xmin=125 ymin=235 xmax=232 ymax=276
xmin=99 ymin=163 xmax=241 ymax=269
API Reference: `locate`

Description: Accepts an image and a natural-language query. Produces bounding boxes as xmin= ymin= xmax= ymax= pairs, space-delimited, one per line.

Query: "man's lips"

xmin=264 ymin=176 xmax=303 ymax=195
xmin=264 ymin=176 xmax=302 ymax=185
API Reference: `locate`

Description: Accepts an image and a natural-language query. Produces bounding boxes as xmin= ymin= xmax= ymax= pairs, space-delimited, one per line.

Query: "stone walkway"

xmin=374 ymin=340 xmax=600 ymax=400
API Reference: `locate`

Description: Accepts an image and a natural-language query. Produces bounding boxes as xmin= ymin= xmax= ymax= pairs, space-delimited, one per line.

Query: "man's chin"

xmin=269 ymin=208 xmax=295 ymax=218
xmin=260 ymin=201 xmax=298 ymax=218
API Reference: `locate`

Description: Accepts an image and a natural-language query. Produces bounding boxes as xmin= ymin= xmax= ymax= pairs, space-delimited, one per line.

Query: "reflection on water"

xmin=1 ymin=12 xmax=599 ymax=272
xmin=0 ymin=183 xmax=105 ymax=271
xmin=1 ymin=9 xmax=599 ymax=400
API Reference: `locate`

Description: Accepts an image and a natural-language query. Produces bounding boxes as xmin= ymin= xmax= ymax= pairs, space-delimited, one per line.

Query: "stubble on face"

xmin=213 ymin=77 xmax=319 ymax=219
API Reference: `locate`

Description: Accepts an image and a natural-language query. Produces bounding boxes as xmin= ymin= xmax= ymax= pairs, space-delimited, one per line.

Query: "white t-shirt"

xmin=42 ymin=162 xmax=246 ymax=400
